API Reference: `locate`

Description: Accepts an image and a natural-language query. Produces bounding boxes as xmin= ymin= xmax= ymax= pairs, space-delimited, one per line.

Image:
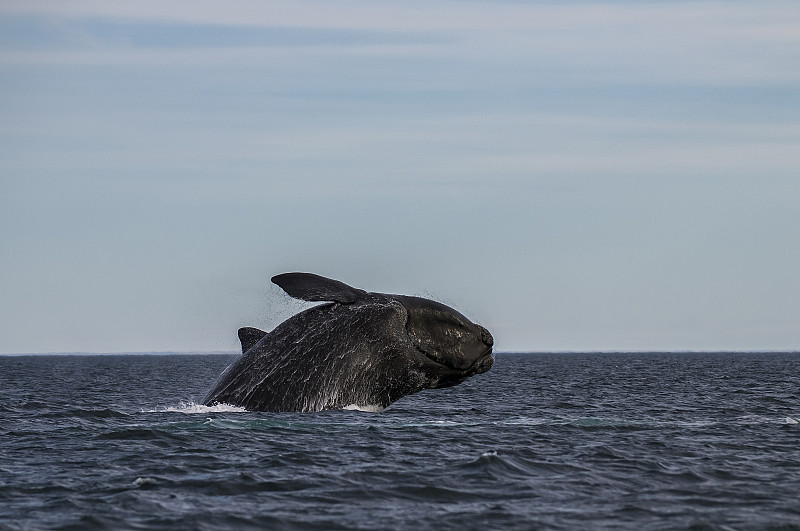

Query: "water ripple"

xmin=2 ymin=352 xmax=800 ymax=530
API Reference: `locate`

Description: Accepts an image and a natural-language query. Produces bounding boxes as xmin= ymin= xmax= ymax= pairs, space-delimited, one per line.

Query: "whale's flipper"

xmin=238 ymin=327 xmax=268 ymax=353
xmin=272 ymin=273 xmax=365 ymax=304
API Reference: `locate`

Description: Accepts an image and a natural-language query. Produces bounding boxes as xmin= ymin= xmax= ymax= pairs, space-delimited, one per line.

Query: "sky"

xmin=1 ymin=0 xmax=799 ymax=354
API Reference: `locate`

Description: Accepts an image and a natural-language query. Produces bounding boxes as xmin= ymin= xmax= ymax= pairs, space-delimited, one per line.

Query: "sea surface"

xmin=1 ymin=352 xmax=799 ymax=530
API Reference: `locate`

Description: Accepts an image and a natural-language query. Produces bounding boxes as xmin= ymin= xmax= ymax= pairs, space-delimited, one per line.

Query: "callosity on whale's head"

xmin=202 ymin=272 xmax=494 ymax=412
xmin=395 ymin=295 xmax=493 ymax=386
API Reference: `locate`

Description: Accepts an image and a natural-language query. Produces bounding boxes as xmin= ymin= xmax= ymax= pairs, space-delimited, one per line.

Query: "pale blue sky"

xmin=1 ymin=1 xmax=799 ymax=353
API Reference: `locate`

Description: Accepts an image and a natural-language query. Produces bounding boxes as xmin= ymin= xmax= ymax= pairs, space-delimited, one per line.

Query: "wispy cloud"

xmin=2 ymin=1 xmax=799 ymax=85
xmin=3 ymin=0 xmax=799 ymax=34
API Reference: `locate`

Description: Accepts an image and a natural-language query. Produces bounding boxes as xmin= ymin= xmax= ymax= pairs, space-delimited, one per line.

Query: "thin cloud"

xmin=3 ymin=1 xmax=799 ymax=34
xmin=2 ymin=1 xmax=799 ymax=86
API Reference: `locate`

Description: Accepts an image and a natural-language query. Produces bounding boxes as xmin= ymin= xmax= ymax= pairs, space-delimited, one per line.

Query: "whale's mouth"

xmin=414 ymin=344 xmax=494 ymax=374
xmin=425 ymin=347 xmax=493 ymax=389
xmin=470 ymin=347 xmax=494 ymax=374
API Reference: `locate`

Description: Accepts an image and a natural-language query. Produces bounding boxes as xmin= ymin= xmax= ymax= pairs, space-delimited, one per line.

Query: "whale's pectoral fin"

xmin=238 ymin=326 xmax=268 ymax=353
xmin=271 ymin=272 xmax=366 ymax=304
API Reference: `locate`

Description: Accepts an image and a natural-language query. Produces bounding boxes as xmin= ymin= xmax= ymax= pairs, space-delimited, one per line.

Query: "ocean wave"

xmin=6 ymin=352 xmax=800 ymax=530
xmin=97 ymin=428 xmax=187 ymax=441
xmin=42 ymin=407 xmax=129 ymax=419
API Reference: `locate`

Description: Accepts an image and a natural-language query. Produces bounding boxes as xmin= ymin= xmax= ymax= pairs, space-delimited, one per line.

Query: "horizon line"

xmin=1 ymin=349 xmax=798 ymax=356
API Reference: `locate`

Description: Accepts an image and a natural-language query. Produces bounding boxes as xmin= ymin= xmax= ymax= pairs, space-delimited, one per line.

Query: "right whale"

xmin=202 ymin=273 xmax=494 ymax=412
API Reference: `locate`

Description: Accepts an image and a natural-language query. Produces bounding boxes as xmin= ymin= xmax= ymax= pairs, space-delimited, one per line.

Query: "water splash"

xmin=343 ymin=404 xmax=385 ymax=413
xmin=141 ymin=401 xmax=247 ymax=414
xmin=133 ymin=477 xmax=158 ymax=487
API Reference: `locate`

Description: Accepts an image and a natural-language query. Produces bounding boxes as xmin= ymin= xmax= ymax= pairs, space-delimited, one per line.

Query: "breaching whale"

xmin=202 ymin=273 xmax=494 ymax=412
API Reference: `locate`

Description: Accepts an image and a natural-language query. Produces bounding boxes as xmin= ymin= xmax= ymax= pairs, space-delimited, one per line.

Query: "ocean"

xmin=1 ymin=352 xmax=799 ymax=530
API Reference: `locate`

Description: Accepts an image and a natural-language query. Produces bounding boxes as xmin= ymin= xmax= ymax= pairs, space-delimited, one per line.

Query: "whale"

xmin=202 ymin=272 xmax=494 ymax=412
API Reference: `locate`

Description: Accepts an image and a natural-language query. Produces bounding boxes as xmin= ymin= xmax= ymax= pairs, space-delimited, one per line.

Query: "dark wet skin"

xmin=203 ymin=273 xmax=494 ymax=412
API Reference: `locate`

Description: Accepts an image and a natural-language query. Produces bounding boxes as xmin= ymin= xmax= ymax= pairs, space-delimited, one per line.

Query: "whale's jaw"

xmin=427 ymin=348 xmax=494 ymax=389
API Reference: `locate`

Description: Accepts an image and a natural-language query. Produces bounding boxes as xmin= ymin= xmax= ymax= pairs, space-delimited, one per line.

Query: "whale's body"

xmin=202 ymin=273 xmax=494 ymax=412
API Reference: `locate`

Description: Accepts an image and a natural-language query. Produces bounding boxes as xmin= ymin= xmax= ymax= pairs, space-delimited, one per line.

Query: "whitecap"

xmin=499 ymin=417 xmax=549 ymax=426
xmin=785 ymin=417 xmax=799 ymax=424
xmin=141 ymin=401 xmax=247 ymax=414
xmin=133 ymin=477 xmax=158 ymax=487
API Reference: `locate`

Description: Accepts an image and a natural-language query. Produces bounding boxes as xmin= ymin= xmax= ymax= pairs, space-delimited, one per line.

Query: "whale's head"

xmin=395 ymin=295 xmax=493 ymax=386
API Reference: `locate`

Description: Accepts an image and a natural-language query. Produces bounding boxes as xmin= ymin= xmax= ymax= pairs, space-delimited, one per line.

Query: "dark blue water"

xmin=1 ymin=353 xmax=799 ymax=530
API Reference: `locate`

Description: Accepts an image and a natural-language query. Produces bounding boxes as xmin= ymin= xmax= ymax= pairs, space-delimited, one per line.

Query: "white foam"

xmin=133 ymin=477 xmax=158 ymax=487
xmin=141 ymin=401 xmax=247 ymax=414
xmin=500 ymin=417 xmax=549 ymax=426
xmin=342 ymin=404 xmax=385 ymax=413
xmin=785 ymin=417 xmax=799 ymax=424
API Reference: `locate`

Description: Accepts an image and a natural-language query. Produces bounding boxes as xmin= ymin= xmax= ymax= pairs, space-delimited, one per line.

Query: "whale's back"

xmin=202 ymin=300 xmax=419 ymax=412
